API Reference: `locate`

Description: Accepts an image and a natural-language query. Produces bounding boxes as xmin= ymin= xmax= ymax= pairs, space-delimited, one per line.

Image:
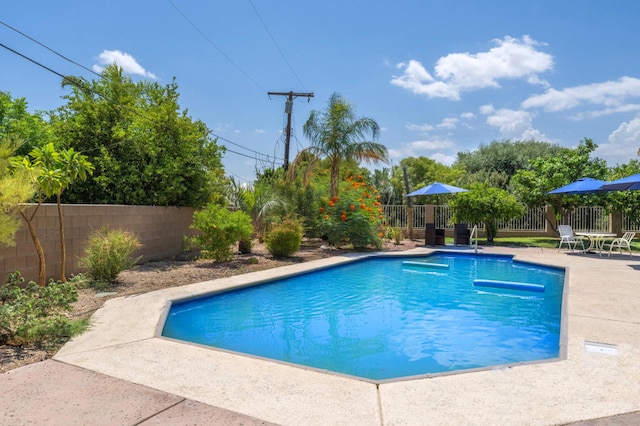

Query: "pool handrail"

xmin=470 ymin=224 xmax=478 ymax=252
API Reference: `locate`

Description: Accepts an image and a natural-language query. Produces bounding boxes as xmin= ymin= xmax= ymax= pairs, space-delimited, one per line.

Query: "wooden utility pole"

xmin=268 ymin=91 xmax=314 ymax=171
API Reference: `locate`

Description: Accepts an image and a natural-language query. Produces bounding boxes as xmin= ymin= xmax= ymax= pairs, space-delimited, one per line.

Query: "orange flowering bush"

xmin=317 ymin=176 xmax=384 ymax=249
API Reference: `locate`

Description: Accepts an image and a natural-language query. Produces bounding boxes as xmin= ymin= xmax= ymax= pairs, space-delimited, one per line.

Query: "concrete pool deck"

xmin=4 ymin=246 xmax=640 ymax=425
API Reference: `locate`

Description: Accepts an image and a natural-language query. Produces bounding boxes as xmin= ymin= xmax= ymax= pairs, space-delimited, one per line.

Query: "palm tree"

xmin=300 ymin=93 xmax=388 ymax=198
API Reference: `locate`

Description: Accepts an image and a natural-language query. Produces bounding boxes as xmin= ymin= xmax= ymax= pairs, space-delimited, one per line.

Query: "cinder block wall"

xmin=0 ymin=204 xmax=197 ymax=283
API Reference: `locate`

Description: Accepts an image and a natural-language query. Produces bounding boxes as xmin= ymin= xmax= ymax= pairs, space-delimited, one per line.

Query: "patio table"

xmin=575 ymin=232 xmax=617 ymax=256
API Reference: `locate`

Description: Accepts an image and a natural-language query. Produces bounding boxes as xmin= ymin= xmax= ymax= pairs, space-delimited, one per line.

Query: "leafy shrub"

xmin=80 ymin=226 xmax=142 ymax=283
xmin=317 ymin=176 xmax=384 ymax=250
xmin=265 ymin=217 xmax=304 ymax=258
xmin=190 ymin=204 xmax=253 ymax=262
xmin=0 ymin=272 xmax=80 ymax=346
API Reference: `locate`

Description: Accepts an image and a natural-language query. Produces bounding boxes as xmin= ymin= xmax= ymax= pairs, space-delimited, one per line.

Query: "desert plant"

xmin=0 ymin=272 xmax=81 ymax=346
xmin=190 ymin=203 xmax=253 ymax=262
xmin=265 ymin=217 xmax=304 ymax=258
xmin=80 ymin=226 xmax=142 ymax=283
xmin=389 ymin=226 xmax=403 ymax=245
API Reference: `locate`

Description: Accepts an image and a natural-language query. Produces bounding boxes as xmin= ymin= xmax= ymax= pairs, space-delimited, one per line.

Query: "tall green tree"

xmin=455 ymin=139 xmax=565 ymax=189
xmin=300 ymin=93 xmax=387 ymax=198
xmin=0 ymin=91 xmax=51 ymax=155
xmin=449 ymin=183 xmax=525 ymax=242
xmin=371 ymin=167 xmax=397 ymax=205
xmin=50 ymin=65 xmax=224 ymax=207
xmin=606 ymin=159 xmax=640 ymax=227
xmin=511 ymin=138 xmax=609 ymax=223
xmin=392 ymin=157 xmax=464 ymax=203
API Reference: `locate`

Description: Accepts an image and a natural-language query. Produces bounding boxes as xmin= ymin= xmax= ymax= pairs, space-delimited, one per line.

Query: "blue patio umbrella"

xmin=599 ymin=173 xmax=640 ymax=192
xmin=547 ymin=177 xmax=608 ymax=195
xmin=407 ymin=182 xmax=468 ymax=196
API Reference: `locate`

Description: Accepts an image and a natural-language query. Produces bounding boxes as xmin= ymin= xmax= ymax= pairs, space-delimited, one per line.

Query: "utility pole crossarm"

xmin=268 ymin=91 xmax=314 ymax=171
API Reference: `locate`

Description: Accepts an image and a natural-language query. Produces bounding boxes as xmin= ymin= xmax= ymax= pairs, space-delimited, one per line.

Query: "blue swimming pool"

xmin=162 ymin=253 xmax=565 ymax=381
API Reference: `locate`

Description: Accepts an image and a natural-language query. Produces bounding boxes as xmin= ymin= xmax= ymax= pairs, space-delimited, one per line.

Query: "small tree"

xmin=0 ymin=136 xmax=36 ymax=248
xmin=190 ymin=204 xmax=253 ymax=262
xmin=30 ymin=143 xmax=93 ymax=282
xmin=449 ymin=183 xmax=525 ymax=242
xmin=16 ymin=143 xmax=94 ymax=285
xmin=15 ymin=157 xmax=47 ymax=286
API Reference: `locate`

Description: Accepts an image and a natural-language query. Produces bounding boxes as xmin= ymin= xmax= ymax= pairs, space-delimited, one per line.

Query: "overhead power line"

xmin=0 ymin=41 xmax=281 ymax=165
xmin=210 ymin=131 xmax=285 ymax=163
xmin=0 ymin=20 xmax=102 ymax=78
xmin=0 ymin=42 xmax=91 ymax=93
xmin=167 ymin=0 xmax=268 ymax=93
xmin=0 ymin=20 xmax=280 ymax=163
xmin=247 ymin=0 xmax=308 ymax=91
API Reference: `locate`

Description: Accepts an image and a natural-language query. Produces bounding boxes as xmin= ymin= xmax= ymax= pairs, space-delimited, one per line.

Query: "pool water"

xmin=162 ymin=253 xmax=565 ymax=381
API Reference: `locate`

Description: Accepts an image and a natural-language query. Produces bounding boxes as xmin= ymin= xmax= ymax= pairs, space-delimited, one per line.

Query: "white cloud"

xmin=479 ymin=104 xmax=495 ymax=115
xmin=406 ymin=118 xmax=458 ymax=133
xmin=569 ymin=104 xmax=640 ymax=120
xmin=459 ymin=112 xmax=475 ymax=129
xmin=481 ymin=107 xmax=547 ymax=140
xmin=430 ymin=152 xmax=457 ymax=166
xmin=437 ymin=118 xmax=458 ymax=129
xmin=391 ymin=36 xmax=553 ymax=100
xmin=254 ymin=129 xmax=265 ymax=134
xmin=522 ymin=77 xmax=640 ymax=112
xmin=213 ymin=122 xmax=233 ymax=132
xmin=391 ymin=60 xmax=458 ymax=99
xmin=389 ymin=138 xmax=457 ymax=165
xmin=93 ymin=50 xmax=157 ymax=79
xmin=595 ymin=116 xmax=640 ymax=165
xmin=406 ymin=122 xmax=434 ymax=133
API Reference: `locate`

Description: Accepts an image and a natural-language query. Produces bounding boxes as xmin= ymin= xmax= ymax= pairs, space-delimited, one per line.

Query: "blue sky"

xmin=3 ymin=1 xmax=640 ymax=184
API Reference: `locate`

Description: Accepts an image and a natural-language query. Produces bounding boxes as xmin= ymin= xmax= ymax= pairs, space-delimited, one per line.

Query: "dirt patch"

xmin=0 ymin=238 xmax=423 ymax=373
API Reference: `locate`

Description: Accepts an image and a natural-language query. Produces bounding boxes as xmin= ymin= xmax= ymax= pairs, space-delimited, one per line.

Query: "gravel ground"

xmin=0 ymin=238 xmax=423 ymax=373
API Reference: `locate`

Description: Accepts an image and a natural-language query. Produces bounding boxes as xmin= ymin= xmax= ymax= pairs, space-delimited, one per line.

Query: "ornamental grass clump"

xmin=81 ymin=226 xmax=142 ymax=284
xmin=317 ymin=175 xmax=385 ymax=250
xmin=389 ymin=226 xmax=404 ymax=245
xmin=266 ymin=217 xmax=304 ymax=258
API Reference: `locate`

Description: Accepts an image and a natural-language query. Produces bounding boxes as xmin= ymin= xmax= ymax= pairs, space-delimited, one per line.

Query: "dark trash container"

xmin=425 ymin=223 xmax=445 ymax=245
xmin=454 ymin=223 xmax=471 ymax=246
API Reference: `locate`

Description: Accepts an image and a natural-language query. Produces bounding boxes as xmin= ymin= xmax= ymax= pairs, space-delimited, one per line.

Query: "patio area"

xmin=35 ymin=246 xmax=640 ymax=424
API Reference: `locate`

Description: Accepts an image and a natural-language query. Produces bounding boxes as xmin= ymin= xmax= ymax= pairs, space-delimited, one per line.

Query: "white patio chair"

xmin=605 ymin=232 xmax=635 ymax=256
xmin=557 ymin=225 xmax=585 ymax=252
